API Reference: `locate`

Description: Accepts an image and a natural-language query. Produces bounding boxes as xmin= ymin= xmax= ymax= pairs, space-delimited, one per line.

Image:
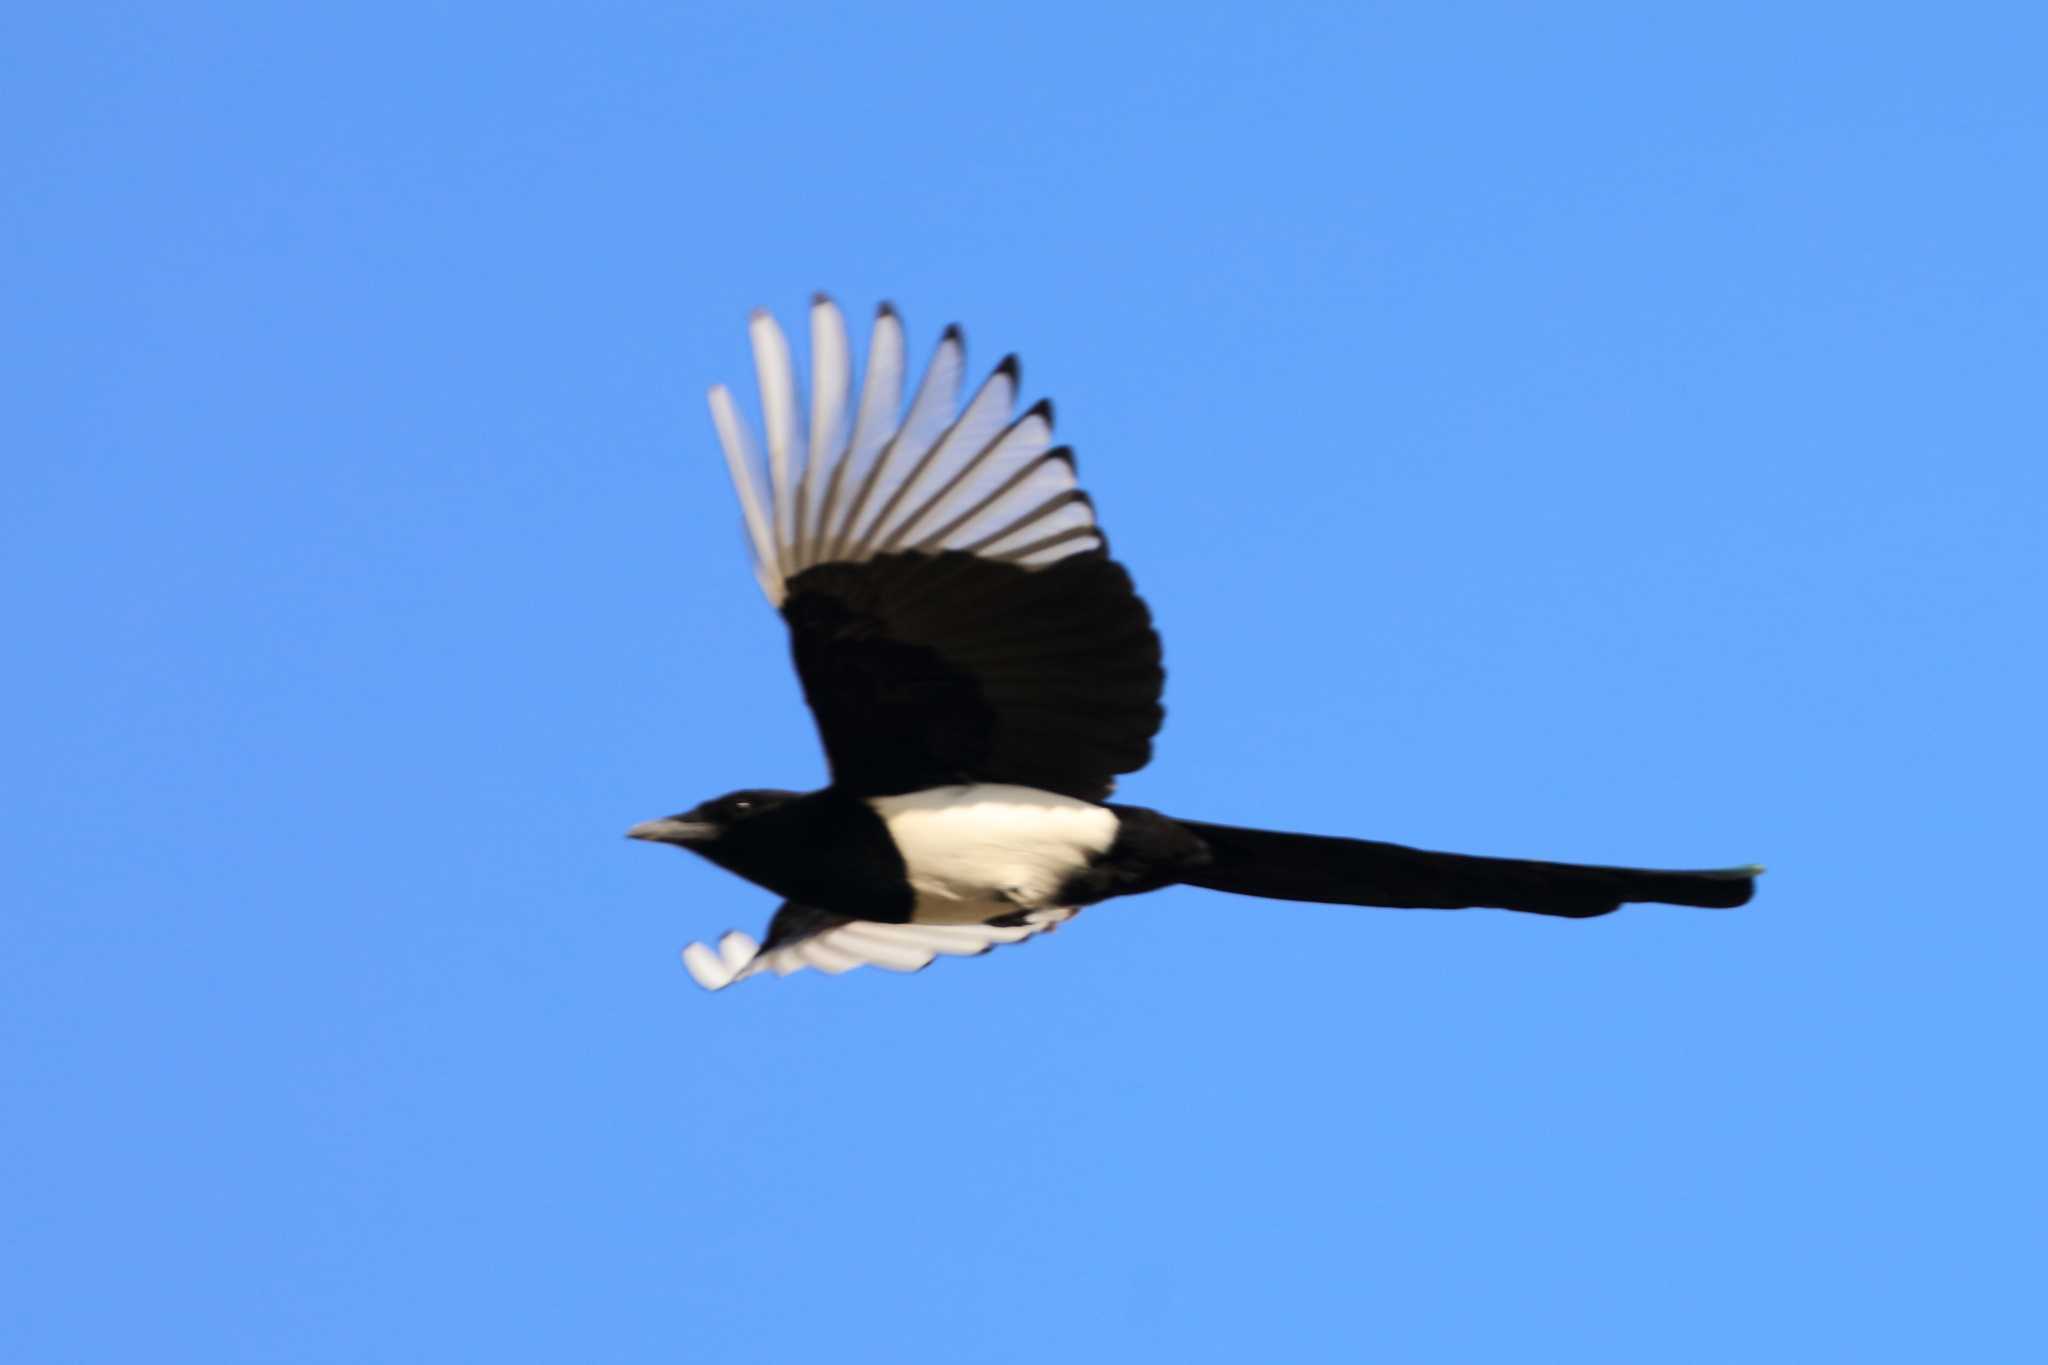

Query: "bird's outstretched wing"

xmin=682 ymin=900 xmax=1078 ymax=991
xmin=708 ymin=297 xmax=1163 ymax=799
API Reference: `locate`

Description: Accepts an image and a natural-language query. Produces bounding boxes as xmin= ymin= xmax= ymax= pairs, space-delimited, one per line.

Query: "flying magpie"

xmin=630 ymin=296 xmax=1760 ymax=990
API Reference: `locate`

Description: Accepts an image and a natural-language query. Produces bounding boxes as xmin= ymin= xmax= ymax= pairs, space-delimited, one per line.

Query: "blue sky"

xmin=6 ymin=3 xmax=2043 ymax=1360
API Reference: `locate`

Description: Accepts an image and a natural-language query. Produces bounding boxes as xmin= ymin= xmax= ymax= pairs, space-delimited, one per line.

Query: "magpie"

xmin=630 ymin=296 xmax=1760 ymax=990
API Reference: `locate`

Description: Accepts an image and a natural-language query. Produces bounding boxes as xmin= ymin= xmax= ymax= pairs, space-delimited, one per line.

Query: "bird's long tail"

xmin=1172 ymin=820 xmax=1759 ymax=918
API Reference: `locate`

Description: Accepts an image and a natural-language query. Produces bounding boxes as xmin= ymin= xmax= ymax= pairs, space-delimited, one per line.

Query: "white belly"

xmin=867 ymin=784 xmax=1119 ymax=924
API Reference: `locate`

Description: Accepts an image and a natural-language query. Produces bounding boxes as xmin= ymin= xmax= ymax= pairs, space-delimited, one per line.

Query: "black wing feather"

xmin=782 ymin=550 xmax=1162 ymax=799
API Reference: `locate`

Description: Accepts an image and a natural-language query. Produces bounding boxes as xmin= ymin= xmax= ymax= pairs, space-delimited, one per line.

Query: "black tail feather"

xmin=1173 ymin=820 xmax=1759 ymax=919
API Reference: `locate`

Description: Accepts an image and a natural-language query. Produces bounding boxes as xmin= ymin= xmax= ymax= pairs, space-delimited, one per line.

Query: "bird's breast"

xmin=866 ymin=785 xmax=1118 ymax=924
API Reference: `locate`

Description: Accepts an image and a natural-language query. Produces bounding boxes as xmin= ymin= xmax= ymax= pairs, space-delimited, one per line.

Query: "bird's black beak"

xmin=626 ymin=817 xmax=716 ymax=846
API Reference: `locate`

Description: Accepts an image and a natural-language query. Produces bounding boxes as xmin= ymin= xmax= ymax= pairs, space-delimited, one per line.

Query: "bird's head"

xmin=626 ymin=789 xmax=800 ymax=851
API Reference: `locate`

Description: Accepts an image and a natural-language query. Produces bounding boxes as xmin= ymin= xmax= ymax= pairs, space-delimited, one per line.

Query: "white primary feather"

xmin=680 ymin=906 xmax=1077 ymax=991
xmin=706 ymin=296 xmax=1105 ymax=605
xmin=798 ymin=299 xmax=850 ymax=568
xmin=815 ymin=303 xmax=905 ymax=555
xmin=854 ymin=359 xmax=1015 ymax=557
xmin=842 ymin=324 xmax=963 ymax=557
xmin=707 ymin=386 xmax=780 ymax=598
xmin=748 ymin=310 xmax=803 ymax=561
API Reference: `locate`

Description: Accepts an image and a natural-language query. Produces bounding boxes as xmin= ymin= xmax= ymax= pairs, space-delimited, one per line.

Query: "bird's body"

xmin=656 ymin=784 xmax=1141 ymax=924
xmin=631 ymin=297 xmax=1760 ymax=989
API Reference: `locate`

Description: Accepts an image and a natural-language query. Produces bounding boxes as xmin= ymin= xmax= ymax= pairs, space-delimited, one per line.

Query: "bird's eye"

xmin=732 ymin=799 xmax=751 ymax=811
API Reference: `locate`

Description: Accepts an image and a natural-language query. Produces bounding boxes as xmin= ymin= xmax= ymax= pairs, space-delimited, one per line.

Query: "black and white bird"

xmin=631 ymin=296 xmax=1760 ymax=990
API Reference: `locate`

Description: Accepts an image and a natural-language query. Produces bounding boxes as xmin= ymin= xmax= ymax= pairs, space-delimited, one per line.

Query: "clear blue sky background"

xmin=6 ymin=4 xmax=2043 ymax=1361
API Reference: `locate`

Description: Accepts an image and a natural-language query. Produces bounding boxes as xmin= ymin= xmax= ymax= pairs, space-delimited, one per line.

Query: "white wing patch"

xmin=680 ymin=906 xmax=1079 ymax=991
xmin=867 ymin=784 xmax=1118 ymax=921
xmin=708 ymin=296 xmax=1105 ymax=605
